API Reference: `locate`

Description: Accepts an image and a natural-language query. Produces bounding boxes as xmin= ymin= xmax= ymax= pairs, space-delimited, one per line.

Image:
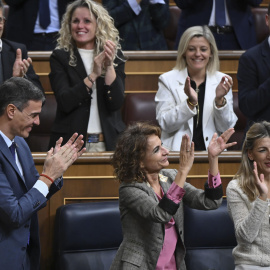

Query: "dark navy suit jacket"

xmin=1 ymin=38 xmax=42 ymax=89
xmin=5 ymin=0 xmax=70 ymax=50
xmin=174 ymin=0 xmax=262 ymax=50
xmin=237 ymin=38 xmax=270 ymax=131
xmin=0 ymin=135 xmax=63 ymax=269
xmin=103 ymin=0 xmax=170 ymax=50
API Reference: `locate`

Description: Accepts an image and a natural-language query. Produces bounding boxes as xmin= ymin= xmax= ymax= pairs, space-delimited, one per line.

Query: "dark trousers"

xmin=212 ymin=31 xmax=241 ymax=50
xmin=28 ymin=32 xmax=58 ymax=51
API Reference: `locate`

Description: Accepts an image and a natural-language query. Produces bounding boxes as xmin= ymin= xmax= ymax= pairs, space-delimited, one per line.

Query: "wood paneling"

xmin=29 ymin=50 xmax=242 ymax=93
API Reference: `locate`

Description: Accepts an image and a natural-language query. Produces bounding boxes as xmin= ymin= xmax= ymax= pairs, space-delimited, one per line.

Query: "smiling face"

xmin=141 ymin=134 xmax=169 ymax=174
xmin=71 ymin=7 xmax=97 ymax=49
xmin=10 ymin=100 xmax=42 ymax=139
xmin=248 ymin=137 xmax=270 ymax=179
xmin=184 ymin=36 xmax=212 ymax=74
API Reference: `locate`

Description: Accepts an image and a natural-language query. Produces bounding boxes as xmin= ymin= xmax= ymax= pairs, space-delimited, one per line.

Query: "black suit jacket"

xmin=1 ymin=39 xmax=42 ymax=89
xmin=5 ymin=0 xmax=71 ymax=50
xmin=237 ymin=38 xmax=270 ymax=130
xmin=48 ymin=48 xmax=126 ymax=151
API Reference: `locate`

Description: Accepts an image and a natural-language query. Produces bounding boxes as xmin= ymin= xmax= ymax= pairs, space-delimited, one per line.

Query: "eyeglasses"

xmin=0 ymin=17 xmax=6 ymax=24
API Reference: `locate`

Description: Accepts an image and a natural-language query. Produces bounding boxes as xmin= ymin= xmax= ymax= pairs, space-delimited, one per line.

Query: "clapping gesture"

xmin=208 ymin=128 xmax=237 ymax=176
xmin=253 ymin=161 xmax=268 ymax=201
xmin=184 ymin=76 xmax=198 ymax=107
xmin=208 ymin=128 xmax=237 ymax=158
xmin=175 ymin=134 xmax=194 ymax=188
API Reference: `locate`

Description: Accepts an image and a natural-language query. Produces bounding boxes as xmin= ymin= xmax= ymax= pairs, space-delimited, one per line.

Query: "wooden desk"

xmin=35 ymin=151 xmax=241 ymax=269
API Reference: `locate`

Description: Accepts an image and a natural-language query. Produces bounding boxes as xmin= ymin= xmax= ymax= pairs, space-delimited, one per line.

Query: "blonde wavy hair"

xmin=234 ymin=121 xmax=270 ymax=201
xmin=56 ymin=0 xmax=121 ymax=66
xmin=174 ymin=25 xmax=219 ymax=75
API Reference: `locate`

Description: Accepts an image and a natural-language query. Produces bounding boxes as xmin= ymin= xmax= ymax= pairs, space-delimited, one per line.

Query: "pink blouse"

xmin=155 ymin=171 xmax=221 ymax=269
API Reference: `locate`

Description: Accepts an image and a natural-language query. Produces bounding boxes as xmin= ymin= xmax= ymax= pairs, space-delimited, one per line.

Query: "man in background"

xmin=5 ymin=0 xmax=72 ymax=51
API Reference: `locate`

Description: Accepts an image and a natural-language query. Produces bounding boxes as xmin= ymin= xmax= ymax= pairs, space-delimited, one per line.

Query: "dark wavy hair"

xmin=112 ymin=122 xmax=161 ymax=183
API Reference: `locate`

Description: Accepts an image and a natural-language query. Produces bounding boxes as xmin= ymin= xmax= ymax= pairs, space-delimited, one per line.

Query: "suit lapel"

xmin=203 ymin=72 xmax=219 ymax=132
xmin=0 ymin=136 xmax=25 ymax=183
xmin=261 ymin=39 xmax=270 ymax=76
xmin=176 ymin=68 xmax=193 ymax=134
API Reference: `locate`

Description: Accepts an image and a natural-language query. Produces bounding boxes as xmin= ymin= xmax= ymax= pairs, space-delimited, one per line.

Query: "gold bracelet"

xmin=187 ymin=98 xmax=198 ymax=107
xmin=216 ymin=97 xmax=227 ymax=107
xmin=87 ymin=75 xmax=95 ymax=85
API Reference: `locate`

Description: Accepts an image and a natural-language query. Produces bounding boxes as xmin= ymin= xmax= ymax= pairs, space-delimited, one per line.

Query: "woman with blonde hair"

xmin=227 ymin=121 xmax=270 ymax=269
xmin=155 ymin=25 xmax=237 ymax=151
xmin=48 ymin=0 xmax=126 ymax=152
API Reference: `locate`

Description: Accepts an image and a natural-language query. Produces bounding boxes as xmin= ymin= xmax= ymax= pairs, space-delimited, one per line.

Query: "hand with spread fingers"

xmin=208 ymin=128 xmax=237 ymax=158
xmin=41 ymin=133 xmax=86 ymax=186
xmin=208 ymin=128 xmax=237 ymax=176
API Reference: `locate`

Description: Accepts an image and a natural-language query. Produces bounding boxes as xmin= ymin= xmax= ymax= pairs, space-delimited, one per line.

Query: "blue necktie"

xmin=215 ymin=0 xmax=226 ymax=27
xmin=39 ymin=0 xmax=51 ymax=29
xmin=9 ymin=142 xmax=16 ymax=161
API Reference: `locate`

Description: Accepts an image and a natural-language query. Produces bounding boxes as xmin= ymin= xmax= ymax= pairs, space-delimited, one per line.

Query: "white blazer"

xmin=155 ymin=68 xmax=238 ymax=151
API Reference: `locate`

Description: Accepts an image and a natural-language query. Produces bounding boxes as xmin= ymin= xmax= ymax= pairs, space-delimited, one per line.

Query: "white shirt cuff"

xmin=33 ymin=180 xmax=49 ymax=197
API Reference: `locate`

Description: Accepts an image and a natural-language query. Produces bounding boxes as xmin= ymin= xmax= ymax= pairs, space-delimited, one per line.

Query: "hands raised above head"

xmin=208 ymin=128 xmax=237 ymax=159
xmin=12 ymin=49 xmax=32 ymax=78
xmin=41 ymin=133 xmax=86 ymax=186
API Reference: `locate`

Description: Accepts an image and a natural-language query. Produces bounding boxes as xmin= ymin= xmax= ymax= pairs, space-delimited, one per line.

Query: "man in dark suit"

xmin=5 ymin=0 xmax=72 ymax=51
xmin=102 ymin=0 xmax=170 ymax=50
xmin=237 ymin=4 xmax=270 ymax=136
xmin=174 ymin=0 xmax=262 ymax=50
xmin=0 ymin=77 xmax=85 ymax=269
xmin=0 ymin=1 xmax=42 ymax=88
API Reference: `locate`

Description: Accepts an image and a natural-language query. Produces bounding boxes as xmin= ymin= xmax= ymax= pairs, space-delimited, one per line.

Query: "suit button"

xmin=21 ymin=247 xmax=26 ymax=251
xmin=109 ymin=97 xmax=112 ymax=100
xmin=107 ymin=90 xmax=111 ymax=94
xmin=206 ymin=137 xmax=208 ymax=141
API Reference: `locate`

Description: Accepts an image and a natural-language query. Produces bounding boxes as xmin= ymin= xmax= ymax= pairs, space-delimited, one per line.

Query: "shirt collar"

xmin=0 ymin=39 xmax=2 ymax=52
xmin=0 ymin=130 xmax=14 ymax=148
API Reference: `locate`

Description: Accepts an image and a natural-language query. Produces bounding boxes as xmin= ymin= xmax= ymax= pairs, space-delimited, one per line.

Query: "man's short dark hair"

xmin=0 ymin=77 xmax=45 ymax=116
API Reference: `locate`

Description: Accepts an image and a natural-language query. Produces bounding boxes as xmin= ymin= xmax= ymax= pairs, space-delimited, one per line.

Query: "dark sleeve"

xmin=20 ymin=45 xmax=43 ymax=91
xmin=237 ymin=50 xmax=270 ymax=118
xmin=102 ymin=0 xmax=137 ymax=27
xmin=148 ymin=0 xmax=170 ymax=30
xmin=204 ymin=181 xmax=223 ymax=200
